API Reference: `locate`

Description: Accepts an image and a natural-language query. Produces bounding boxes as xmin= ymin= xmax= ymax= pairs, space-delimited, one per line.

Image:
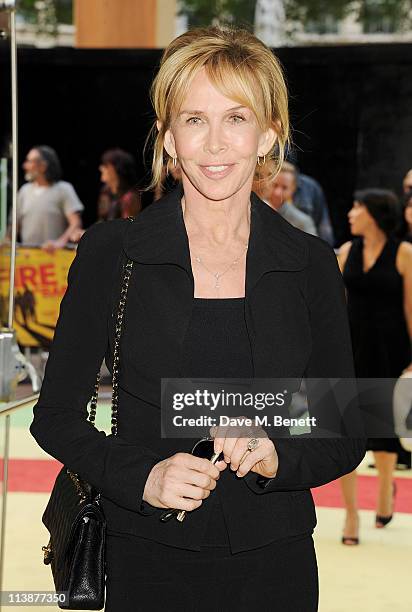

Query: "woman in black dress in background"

xmin=337 ymin=189 xmax=412 ymax=544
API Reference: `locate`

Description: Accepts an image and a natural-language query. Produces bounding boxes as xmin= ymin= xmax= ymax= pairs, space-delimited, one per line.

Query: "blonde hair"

xmin=146 ymin=26 xmax=290 ymax=192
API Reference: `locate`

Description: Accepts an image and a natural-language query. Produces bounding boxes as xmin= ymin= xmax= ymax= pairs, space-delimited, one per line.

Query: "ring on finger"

xmin=239 ymin=437 xmax=259 ymax=465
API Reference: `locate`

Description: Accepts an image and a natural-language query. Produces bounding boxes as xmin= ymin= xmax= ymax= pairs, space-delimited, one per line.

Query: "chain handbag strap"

xmin=66 ymin=217 xmax=135 ymax=498
xmin=87 ymin=216 xmax=135 ymax=436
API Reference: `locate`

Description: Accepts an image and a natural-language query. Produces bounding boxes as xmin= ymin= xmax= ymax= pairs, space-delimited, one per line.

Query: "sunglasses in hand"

xmin=159 ymin=437 xmax=223 ymax=523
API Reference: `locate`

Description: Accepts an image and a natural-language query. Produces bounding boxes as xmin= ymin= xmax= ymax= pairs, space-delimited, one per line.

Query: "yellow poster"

xmin=0 ymin=246 xmax=76 ymax=348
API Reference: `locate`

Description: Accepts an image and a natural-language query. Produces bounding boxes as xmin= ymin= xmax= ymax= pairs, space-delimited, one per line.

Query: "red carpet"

xmin=3 ymin=459 xmax=62 ymax=493
xmin=2 ymin=459 xmax=412 ymax=513
xmin=312 ymin=475 xmax=412 ymax=513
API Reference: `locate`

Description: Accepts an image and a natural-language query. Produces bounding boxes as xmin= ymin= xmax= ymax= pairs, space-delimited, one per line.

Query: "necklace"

xmin=194 ymin=243 xmax=248 ymax=290
xmin=182 ymin=195 xmax=250 ymax=290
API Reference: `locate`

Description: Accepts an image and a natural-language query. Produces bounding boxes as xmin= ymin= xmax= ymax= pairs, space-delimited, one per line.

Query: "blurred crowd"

xmin=6 ymin=144 xmax=412 ymax=252
xmin=6 ymin=146 xmax=142 ymax=251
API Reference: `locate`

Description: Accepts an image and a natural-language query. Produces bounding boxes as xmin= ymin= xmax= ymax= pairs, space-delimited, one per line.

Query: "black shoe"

xmin=375 ymin=482 xmax=397 ymax=528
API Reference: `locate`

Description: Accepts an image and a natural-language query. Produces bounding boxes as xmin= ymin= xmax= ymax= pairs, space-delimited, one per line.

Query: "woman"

xmin=30 ymin=27 xmax=365 ymax=611
xmin=98 ymin=148 xmax=142 ymax=220
xmin=68 ymin=149 xmax=142 ymax=243
xmin=338 ymin=189 xmax=412 ymax=545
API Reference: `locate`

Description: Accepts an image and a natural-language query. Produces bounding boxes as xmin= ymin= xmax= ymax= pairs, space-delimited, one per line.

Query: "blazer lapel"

xmin=246 ymin=192 xmax=308 ymax=293
xmin=123 ymin=184 xmax=192 ymax=277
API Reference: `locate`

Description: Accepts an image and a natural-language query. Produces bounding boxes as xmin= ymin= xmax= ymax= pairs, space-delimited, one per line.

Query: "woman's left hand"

xmin=210 ymin=420 xmax=278 ymax=479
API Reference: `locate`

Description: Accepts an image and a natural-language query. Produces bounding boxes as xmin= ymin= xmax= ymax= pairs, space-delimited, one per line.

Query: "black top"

xmin=343 ymin=236 xmax=410 ymax=377
xmin=181 ymin=297 xmax=252 ymax=378
xmin=181 ymin=297 xmax=253 ymax=546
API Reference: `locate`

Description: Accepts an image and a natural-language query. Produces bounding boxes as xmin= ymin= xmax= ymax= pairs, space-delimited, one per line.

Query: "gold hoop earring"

xmin=257 ymin=154 xmax=266 ymax=166
xmin=173 ymin=157 xmax=177 ymax=168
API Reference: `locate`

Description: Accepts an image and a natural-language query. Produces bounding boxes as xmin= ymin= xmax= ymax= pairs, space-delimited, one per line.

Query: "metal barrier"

xmin=0 ymin=394 xmax=39 ymax=610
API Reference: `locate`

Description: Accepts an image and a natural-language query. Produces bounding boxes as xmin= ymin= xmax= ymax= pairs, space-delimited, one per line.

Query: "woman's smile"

xmin=199 ymin=163 xmax=236 ymax=179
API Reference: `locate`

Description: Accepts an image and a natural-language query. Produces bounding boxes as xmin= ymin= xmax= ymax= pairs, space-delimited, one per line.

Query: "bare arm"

xmin=397 ymin=242 xmax=412 ymax=369
xmin=41 ymin=211 xmax=82 ymax=252
xmin=336 ymin=241 xmax=352 ymax=273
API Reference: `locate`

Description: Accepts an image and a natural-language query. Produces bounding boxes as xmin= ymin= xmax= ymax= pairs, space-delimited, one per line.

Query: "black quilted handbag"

xmin=41 ymin=220 xmax=135 ymax=610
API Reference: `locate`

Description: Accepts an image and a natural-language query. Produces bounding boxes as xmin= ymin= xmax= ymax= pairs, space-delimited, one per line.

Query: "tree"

xmin=284 ymin=0 xmax=357 ymax=24
xmin=18 ymin=0 xmax=72 ymax=26
xmin=357 ymin=0 xmax=412 ymax=34
xmin=179 ymin=0 xmax=257 ymax=29
xmin=180 ymin=0 xmax=412 ymax=35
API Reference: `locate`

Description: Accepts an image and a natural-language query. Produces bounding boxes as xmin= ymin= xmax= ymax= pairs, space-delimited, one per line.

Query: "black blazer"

xmin=30 ymin=187 xmax=366 ymax=553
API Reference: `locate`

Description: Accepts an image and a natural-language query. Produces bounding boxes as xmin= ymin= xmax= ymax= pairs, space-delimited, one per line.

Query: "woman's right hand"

xmin=142 ymin=452 xmax=225 ymax=512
